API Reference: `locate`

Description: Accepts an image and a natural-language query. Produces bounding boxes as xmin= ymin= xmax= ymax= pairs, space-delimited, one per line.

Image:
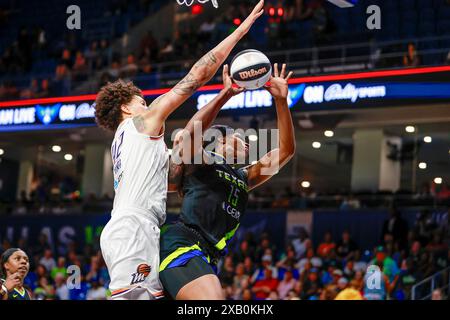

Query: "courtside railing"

xmin=411 ymin=266 xmax=450 ymax=300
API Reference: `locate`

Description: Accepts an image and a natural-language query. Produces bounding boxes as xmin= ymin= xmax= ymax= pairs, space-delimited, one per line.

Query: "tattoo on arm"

xmin=173 ymin=72 xmax=201 ymax=96
xmin=132 ymin=115 xmax=146 ymax=133
xmin=194 ymin=51 xmax=218 ymax=68
xmin=173 ymin=51 xmax=218 ymax=96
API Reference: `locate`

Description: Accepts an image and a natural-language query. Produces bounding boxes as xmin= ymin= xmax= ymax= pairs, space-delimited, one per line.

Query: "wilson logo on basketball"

xmin=239 ymin=67 xmax=268 ymax=80
xmin=130 ymin=263 xmax=151 ymax=285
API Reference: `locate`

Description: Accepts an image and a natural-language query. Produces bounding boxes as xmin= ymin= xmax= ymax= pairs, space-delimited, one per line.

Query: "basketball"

xmin=230 ymin=49 xmax=272 ymax=90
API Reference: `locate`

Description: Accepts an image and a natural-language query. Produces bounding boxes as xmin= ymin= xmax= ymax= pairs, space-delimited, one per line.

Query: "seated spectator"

xmin=302 ymin=267 xmax=321 ymax=300
xmin=267 ymin=290 xmax=279 ymax=300
xmin=252 ymin=268 xmax=280 ymax=300
xmin=320 ymin=284 xmax=338 ymax=300
xmin=277 ymin=269 xmax=297 ymax=299
xmin=336 ymin=230 xmax=358 ymax=262
xmin=51 ymin=257 xmax=67 ymax=280
xmin=292 ymin=228 xmax=310 ymax=260
xmin=317 ymin=231 xmax=336 ymax=258
xmin=219 ymin=256 xmax=235 ymax=287
xmin=40 ymin=249 xmax=56 ymax=272
xmin=431 ymin=288 xmax=445 ymax=300
xmin=276 ymin=244 xmax=298 ymax=271
xmin=54 ymin=273 xmax=70 ymax=300
xmin=334 ymin=278 xmax=363 ymax=300
xmin=403 ymin=43 xmax=420 ymax=67
xmin=234 ymin=240 xmax=255 ymax=264
xmin=370 ymin=246 xmax=400 ymax=284
xmin=251 ymin=253 xmax=278 ymax=282
xmin=86 ymin=280 xmax=107 ymax=300
xmin=120 ymin=54 xmax=138 ymax=79
xmin=233 ymin=263 xmax=249 ymax=292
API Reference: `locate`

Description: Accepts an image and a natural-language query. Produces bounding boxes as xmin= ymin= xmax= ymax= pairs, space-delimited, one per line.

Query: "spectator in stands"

xmin=382 ymin=207 xmax=409 ymax=251
xmin=235 ymin=239 xmax=256 ymax=264
xmin=252 ymin=254 xmax=279 ymax=282
xmin=340 ymin=195 xmax=361 ymax=210
xmin=85 ymin=41 xmax=99 ymax=72
xmin=54 ymin=273 xmax=70 ymax=300
xmin=219 ymin=256 xmax=235 ymax=287
xmin=243 ymin=256 xmax=256 ymax=276
xmin=302 ymin=267 xmax=321 ymax=299
xmin=292 ymin=227 xmax=310 ymax=260
xmin=415 ymin=210 xmax=436 ymax=246
xmin=255 ymin=233 xmax=277 ymax=262
xmin=370 ymin=246 xmax=400 ymax=295
xmin=317 ymin=231 xmax=336 ymax=258
xmin=86 ymin=280 xmax=107 ymax=300
xmin=36 ymin=79 xmax=50 ymax=98
xmin=252 ymin=268 xmax=279 ymax=300
xmin=120 ymin=54 xmax=138 ymax=79
xmin=336 ymin=230 xmax=358 ymax=262
xmin=73 ymin=51 xmax=88 ymax=82
xmin=320 ymin=284 xmax=338 ymax=300
xmin=51 ymin=257 xmax=67 ymax=280
xmin=39 ymin=249 xmax=56 ymax=272
xmin=277 ymin=269 xmax=297 ymax=299
xmin=276 ymin=244 xmax=298 ymax=271
xmin=403 ymin=43 xmax=420 ymax=67
xmin=431 ymin=288 xmax=445 ymax=300
xmin=335 ymin=277 xmax=363 ymax=300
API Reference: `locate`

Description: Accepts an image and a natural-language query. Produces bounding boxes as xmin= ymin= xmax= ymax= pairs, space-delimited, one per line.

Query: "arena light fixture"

xmin=0 ymin=148 xmax=4 ymax=156
xmin=64 ymin=154 xmax=73 ymax=161
xmin=418 ymin=162 xmax=427 ymax=169
xmin=423 ymin=136 xmax=432 ymax=143
xmin=312 ymin=142 xmax=321 ymax=149
xmin=324 ymin=130 xmax=334 ymax=137
xmin=248 ymin=135 xmax=258 ymax=142
xmin=301 ymin=181 xmax=311 ymax=188
xmin=405 ymin=126 xmax=415 ymax=133
xmin=434 ymin=177 xmax=443 ymax=184
xmin=52 ymin=145 xmax=62 ymax=153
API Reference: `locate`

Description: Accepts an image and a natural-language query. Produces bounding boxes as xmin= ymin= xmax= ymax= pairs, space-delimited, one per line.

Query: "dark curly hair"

xmin=94 ymin=79 xmax=143 ymax=131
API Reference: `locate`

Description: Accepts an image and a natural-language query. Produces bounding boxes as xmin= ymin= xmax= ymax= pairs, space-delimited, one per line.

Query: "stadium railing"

xmin=411 ymin=266 xmax=450 ymax=300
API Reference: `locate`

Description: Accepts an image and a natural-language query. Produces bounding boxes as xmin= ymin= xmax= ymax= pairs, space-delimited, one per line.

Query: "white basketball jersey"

xmin=110 ymin=118 xmax=169 ymax=226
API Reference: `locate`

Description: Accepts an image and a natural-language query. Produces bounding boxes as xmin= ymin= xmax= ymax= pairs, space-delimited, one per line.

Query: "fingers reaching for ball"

xmin=272 ymin=63 xmax=293 ymax=81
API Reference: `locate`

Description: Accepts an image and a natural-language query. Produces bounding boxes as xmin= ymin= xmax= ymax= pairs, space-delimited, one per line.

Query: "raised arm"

xmin=132 ymin=0 xmax=265 ymax=136
xmin=168 ymin=65 xmax=244 ymax=192
xmin=245 ymin=63 xmax=296 ymax=191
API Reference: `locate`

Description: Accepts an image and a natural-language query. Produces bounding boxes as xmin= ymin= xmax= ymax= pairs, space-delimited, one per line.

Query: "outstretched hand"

xmin=223 ymin=64 xmax=245 ymax=96
xmin=264 ymin=63 xmax=294 ymax=100
xmin=237 ymin=0 xmax=265 ymax=36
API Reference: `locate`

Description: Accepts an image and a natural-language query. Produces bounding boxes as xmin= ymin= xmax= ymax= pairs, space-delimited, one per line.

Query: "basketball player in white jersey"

xmin=94 ymin=0 xmax=265 ymax=300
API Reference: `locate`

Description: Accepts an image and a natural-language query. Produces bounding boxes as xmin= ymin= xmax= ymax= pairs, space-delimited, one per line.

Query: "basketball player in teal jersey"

xmin=1 ymin=248 xmax=31 ymax=300
xmin=160 ymin=63 xmax=295 ymax=299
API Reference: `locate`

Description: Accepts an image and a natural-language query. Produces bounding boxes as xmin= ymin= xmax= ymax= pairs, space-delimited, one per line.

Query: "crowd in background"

xmin=0 ymin=206 xmax=448 ymax=300
xmin=2 ymin=0 xmax=450 ymax=101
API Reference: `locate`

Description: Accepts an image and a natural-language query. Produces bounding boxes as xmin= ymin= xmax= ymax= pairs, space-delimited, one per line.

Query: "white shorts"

xmin=100 ymin=213 xmax=164 ymax=300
